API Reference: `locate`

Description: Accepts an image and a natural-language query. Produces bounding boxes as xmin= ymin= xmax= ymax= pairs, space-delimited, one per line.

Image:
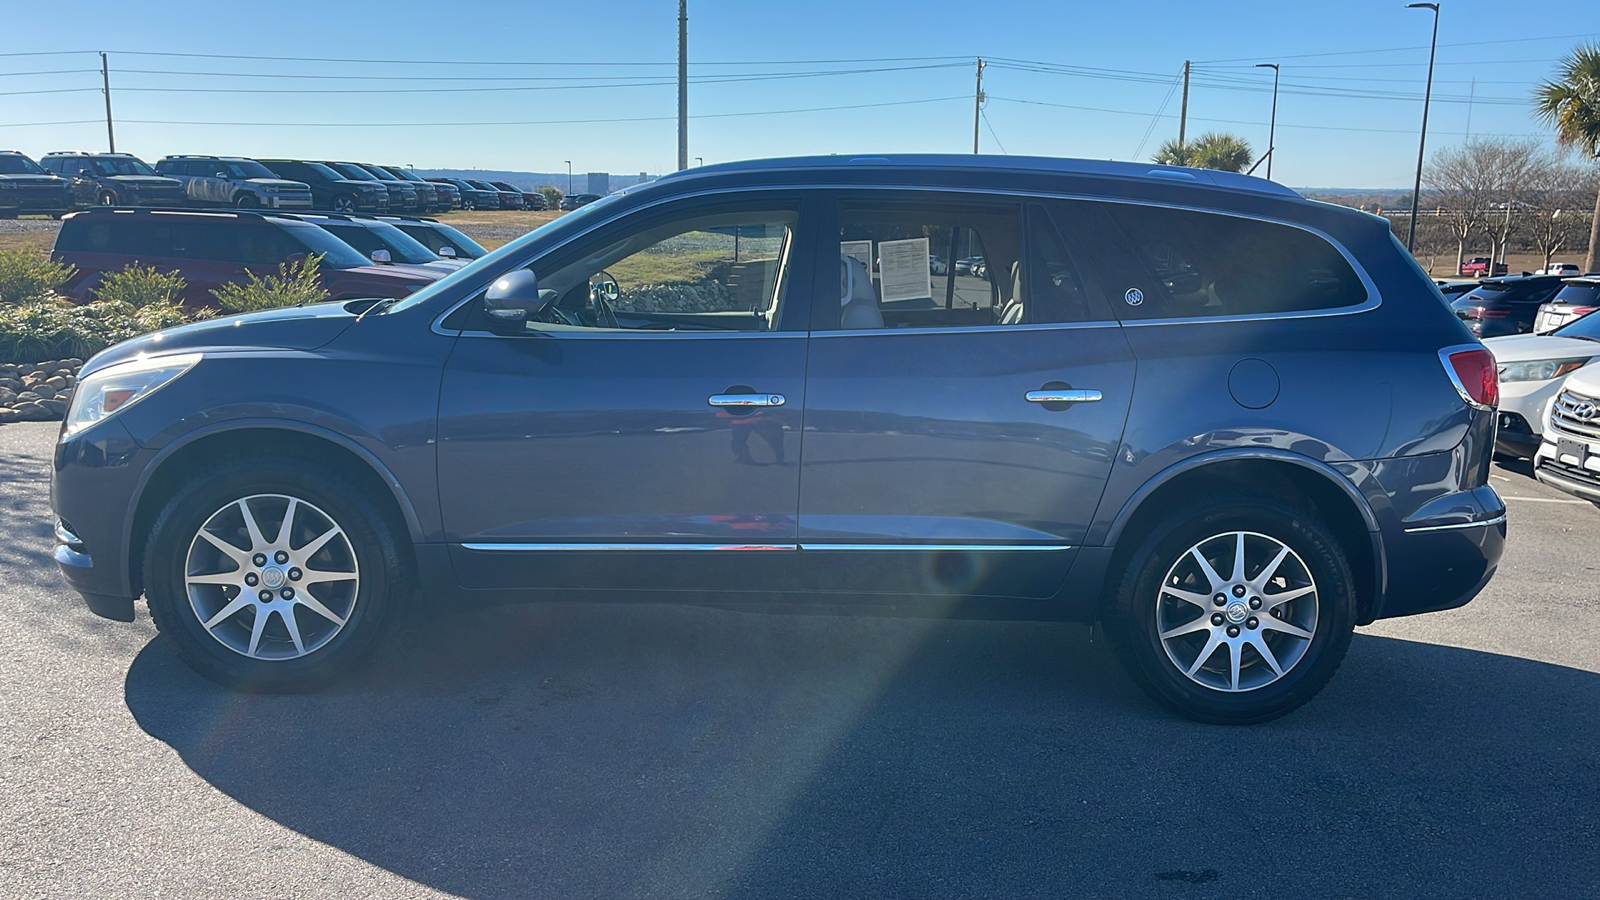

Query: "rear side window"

xmin=1106 ymin=204 xmax=1367 ymax=319
xmin=1552 ymin=283 xmax=1600 ymax=306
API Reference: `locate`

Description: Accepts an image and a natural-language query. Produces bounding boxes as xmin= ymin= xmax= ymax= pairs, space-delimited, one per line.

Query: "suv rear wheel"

xmin=143 ymin=456 xmax=407 ymax=691
xmin=1104 ymin=493 xmax=1356 ymax=724
xmin=332 ymin=194 xmax=357 ymax=213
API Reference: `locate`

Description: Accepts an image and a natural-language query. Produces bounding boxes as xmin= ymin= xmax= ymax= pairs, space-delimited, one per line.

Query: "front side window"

xmin=521 ymin=207 xmax=798 ymax=333
xmin=0 ymin=155 xmax=47 ymax=175
xmin=92 ymin=157 xmax=156 ymax=176
xmin=1108 ymin=204 xmax=1367 ymax=318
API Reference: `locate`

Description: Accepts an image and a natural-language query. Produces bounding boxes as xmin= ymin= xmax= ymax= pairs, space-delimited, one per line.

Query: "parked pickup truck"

xmin=1461 ymin=256 xmax=1508 ymax=278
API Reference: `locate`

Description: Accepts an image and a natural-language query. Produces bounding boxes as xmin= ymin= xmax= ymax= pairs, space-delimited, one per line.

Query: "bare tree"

xmin=1425 ymin=138 xmax=1553 ymax=272
xmin=1526 ymin=162 xmax=1599 ymax=268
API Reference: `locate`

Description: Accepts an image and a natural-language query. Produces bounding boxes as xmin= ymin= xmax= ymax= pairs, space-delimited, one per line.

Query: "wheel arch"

xmin=125 ymin=421 xmax=424 ymax=599
xmin=1101 ymin=451 xmax=1385 ymax=624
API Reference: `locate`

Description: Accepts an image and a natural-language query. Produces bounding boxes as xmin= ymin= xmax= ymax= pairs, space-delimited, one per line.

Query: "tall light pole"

xmin=1254 ymin=63 xmax=1279 ymax=180
xmin=564 ymin=160 xmax=572 ymax=194
xmin=99 ymin=51 xmax=115 ymax=153
xmin=1406 ymin=2 xmax=1440 ymax=253
xmin=677 ymin=0 xmax=688 ymax=171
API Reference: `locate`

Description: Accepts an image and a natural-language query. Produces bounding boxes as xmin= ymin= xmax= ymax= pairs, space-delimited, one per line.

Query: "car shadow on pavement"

xmin=125 ymin=603 xmax=1599 ymax=900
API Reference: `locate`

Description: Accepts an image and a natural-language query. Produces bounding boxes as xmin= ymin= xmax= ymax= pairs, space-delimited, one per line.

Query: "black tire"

xmin=332 ymin=194 xmax=357 ymax=213
xmin=1103 ymin=492 xmax=1356 ymax=724
xmin=235 ymin=194 xmax=260 ymax=209
xmin=462 ymin=197 xmax=476 ymax=210
xmin=98 ymin=191 xmax=118 ymax=206
xmin=143 ymin=454 xmax=409 ymax=692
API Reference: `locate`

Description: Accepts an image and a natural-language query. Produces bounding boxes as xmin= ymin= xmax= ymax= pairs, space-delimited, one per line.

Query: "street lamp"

xmin=1254 ymin=63 xmax=1279 ymax=180
xmin=564 ymin=160 xmax=572 ymax=195
xmin=1406 ymin=2 xmax=1440 ymax=253
xmin=695 ymin=156 xmax=703 ymax=167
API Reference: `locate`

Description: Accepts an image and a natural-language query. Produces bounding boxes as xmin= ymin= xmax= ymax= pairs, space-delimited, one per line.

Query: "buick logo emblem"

xmin=1573 ymin=401 xmax=1599 ymax=422
xmin=1124 ymin=287 xmax=1145 ymax=307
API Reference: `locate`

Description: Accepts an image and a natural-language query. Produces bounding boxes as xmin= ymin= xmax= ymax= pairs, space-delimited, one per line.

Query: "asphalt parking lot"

xmin=1 ymin=420 xmax=1595 ymax=899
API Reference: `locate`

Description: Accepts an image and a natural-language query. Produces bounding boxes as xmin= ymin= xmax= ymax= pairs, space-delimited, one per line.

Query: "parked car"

xmin=321 ymin=162 xmax=417 ymax=214
xmin=1460 ymin=257 xmax=1508 ymax=278
xmin=426 ymin=178 xmax=499 ymax=210
xmin=1483 ymin=311 xmax=1600 ymax=457
xmin=1533 ymin=277 xmax=1600 ymax=334
xmin=376 ymin=166 xmax=456 ymax=213
xmin=956 ymin=256 xmax=985 ymax=275
xmin=353 ymin=164 xmax=433 ymax=214
xmin=1535 ymin=263 xmax=1581 ymax=276
xmin=522 ymin=191 xmax=548 ymax=211
xmin=257 ymin=159 xmax=389 ymax=213
xmin=1434 ymin=280 xmax=1478 ymax=299
xmin=489 ymin=181 xmax=537 ymax=210
xmin=929 ymin=255 xmax=948 ymax=275
xmin=0 ymin=150 xmax=72 ymax=217
xmin=373 ymin=215 xmax=489 ymax=260
xmin=50 ymin=154 xmax=1505 ymax=725
xmin=1534 ymin=358 xmax=1600 ymax=506
xmin=277 ymin=212 xmax=468 ymax=273
xmin=1449 ymin=275 xmax=1567 ymax=337
xmin=469 ymin=180 xmax=522 ymax=210
xmin=153 ymin=156 xmax=313 ymax=210
xmin=559 ymin=192 xmax=602 ymax=210
xmin=39 ymin=152 xmax=186 ymax=208
xmin=51 ymin=207 xmax=439 ymax=307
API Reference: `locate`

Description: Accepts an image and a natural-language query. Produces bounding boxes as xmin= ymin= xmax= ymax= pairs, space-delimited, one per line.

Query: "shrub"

xmin=92 ymin=263 xmax=187 ymax=309
xmin=538 ymin=186 xmax=563 ymax=209
xmin=0 ymin=247 xmax=75 ymax=305
xmin=210 ymin=255 xmax=329 ymax=312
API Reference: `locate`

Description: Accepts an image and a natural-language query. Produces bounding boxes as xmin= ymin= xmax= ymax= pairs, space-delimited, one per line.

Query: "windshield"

xmin=385 ymin=167 xmax=424 ymax=183
xmin=469 ymin=181 xmax=500 ymax=191
xmin=0 ymin=155 xmax=47 ymax=175
xmin=384 ymin=190 xmax=627 ymax=315
xmin=328 ymin=163 xmax=378 ymax=181
xmin=223 ymin=160 xmax=277 ymax=179
xmin=92 ymin=157 xmax=157 ymax=176
xmin=303 ymin=161 xmax=344 ymax=181
xmin=277 ymin=220 xmax=373 ymax=269
xmin=359 ymin=165 xmax=398 ymax=181
xmin=321 ymin=220 xmax=438 ymax=265
xmin=394 ymin=221 xmax=487 ymax=258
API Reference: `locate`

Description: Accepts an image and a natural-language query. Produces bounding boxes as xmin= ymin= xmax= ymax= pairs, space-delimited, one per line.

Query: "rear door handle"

xmin=709 ymin=393 xmax=786 ymax=408
xmin=1025 ymin=389 xmax=1102 ymax=404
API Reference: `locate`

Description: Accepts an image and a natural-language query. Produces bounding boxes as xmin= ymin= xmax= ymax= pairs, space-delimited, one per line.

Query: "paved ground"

xmin=0 ymin=420 xmax=1595 ymax=899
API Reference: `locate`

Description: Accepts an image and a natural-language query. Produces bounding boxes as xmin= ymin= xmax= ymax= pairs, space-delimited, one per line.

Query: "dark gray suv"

xmin=50 ymin=155 xmax=1505 ymax=723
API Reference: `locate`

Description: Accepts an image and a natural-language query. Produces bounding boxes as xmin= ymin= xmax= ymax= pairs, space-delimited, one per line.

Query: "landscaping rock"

xmin=45 ymin=376 xmax=67 ymax=391
xmin=16 ymin=391 xmax=41 ymax=403
xmin=0 ymin=388 xmax=14 ymax=405
xmin=13 ymin=402 xmax=54 ymax=421
xmin=0 ymin=409 xmax=16 ymax=424
xmin=30 ymin=384 xmax=58 ymax=400
xmin=39 ymin=398 xmax=67 ymax=416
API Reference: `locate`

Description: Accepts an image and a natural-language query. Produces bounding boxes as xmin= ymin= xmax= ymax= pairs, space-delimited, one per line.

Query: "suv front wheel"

xmin=1104 ymin=493 xmax=1356 ymax=724
xmin=143 ymin=456 xmax=407 ymax=691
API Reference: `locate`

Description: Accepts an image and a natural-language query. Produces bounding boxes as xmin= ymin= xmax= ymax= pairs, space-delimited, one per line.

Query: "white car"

xmin=1533 ymin=276 xmax=1600 ymax=334
xmin=1483 ymin=317 xmax=1600 ymax=457
xmin=1535 ymin=263 xmax=1581 ymax=276
xmin=1533 ymin=358 xmax=1600 ymax=506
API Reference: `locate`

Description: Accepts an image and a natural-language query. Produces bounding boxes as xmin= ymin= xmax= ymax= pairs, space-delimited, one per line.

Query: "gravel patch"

xmin=0 ymin=219 xmax=63 ymax=235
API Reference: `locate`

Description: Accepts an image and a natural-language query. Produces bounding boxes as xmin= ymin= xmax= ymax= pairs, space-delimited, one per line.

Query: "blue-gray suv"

xmin=50 ymin=155 xmax=1506 ymax=723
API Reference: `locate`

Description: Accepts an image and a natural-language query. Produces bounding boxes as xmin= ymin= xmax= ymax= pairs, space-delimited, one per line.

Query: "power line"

xmin=1193 ymin=32 xmax=1600 ymax=64
xmin=104 ymin=49 xmax=973 ymax=67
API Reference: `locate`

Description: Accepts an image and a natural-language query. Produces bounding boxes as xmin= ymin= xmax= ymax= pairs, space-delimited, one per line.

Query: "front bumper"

xmin=51 ymin=418 xmax=148 ymax=621
xmin=265 ymin=195 xmax=314 ymax=209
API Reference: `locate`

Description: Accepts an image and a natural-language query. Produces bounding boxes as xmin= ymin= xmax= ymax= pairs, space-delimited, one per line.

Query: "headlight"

xmin=63 ymin=353 xmax=201 ymax=438
xmin=1496 ymin=358 xmax=1592 ymax=383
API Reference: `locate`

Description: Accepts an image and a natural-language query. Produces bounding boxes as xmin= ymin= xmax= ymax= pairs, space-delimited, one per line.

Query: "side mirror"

xmin=438 ymin=246 xmax=456 ymax=258
xmin=482 ymin=269 xmax=543 ymax=333
xmin=370 ymin=249 xmax=392 ymax=264
xmin=285 ymin=252 xmax=309 ymax=266
xmin=215 ymin=172 xmax=229 ymax=179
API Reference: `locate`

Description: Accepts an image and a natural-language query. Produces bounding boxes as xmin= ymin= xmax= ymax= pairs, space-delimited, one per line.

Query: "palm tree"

xmin=1533 ymin=43 xmax=1600 ymax=273
xmin=1151 ymin=132 xmax=1255 ymax=173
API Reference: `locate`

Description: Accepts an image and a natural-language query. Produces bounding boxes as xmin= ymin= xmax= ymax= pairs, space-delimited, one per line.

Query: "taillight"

xmin=1478 ymin=308 xmax=1510 ymax=318
xmin=1442 ymin=347 xmax=1499 ymax=408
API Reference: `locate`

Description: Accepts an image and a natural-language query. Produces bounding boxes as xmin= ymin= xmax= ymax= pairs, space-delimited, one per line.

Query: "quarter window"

xmin=1106 ymin=204 xmax=1367 ymax=318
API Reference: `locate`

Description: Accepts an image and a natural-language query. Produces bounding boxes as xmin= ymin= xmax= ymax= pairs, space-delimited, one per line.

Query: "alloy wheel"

xmin=184 ymin=494 xmax=360 ymax=660
xmin=1154 ymin=531 xmax=1319 ymax=693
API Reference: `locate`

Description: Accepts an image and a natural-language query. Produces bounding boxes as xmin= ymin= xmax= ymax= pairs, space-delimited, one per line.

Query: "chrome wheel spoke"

xmin=1227 ymin=641 xmax=1242 ymax=692
xmin=1252 ymin=546 xmax=1291 ymax=590
xmin=297 ymin=525 xmax=343 ymax=560
xmin=246 ymin=608 xmax=269 ymax=657
xmin=295 ymin=593 xmax=347 ymax=627
xmin=1160 ymin=616 xmax=1212 ymax=640
xmin=1188 ymin=546 xmax=1226 ymax=593
xmin=1251 ymin=635 xmax=1286 ymax=677
xmin=198 ymin=529 xmax=250 ymax=565
xmin=1231 ymin=532 xmax=1246 ymax=582
xmin=274 ymin=497 xmax=300 ymax=548
xmin=1259 ymin=617 xmax=1313 ymax=640
xmin=237 ymin=499 xmax=269 ymax=551
xmin=203 ymin=595 xmax=252 ymax=630
xmin=280 ymin=608 xmax=306 ymax=655
xmin=1263 ymin=585 xmax=1315 ymax=609
xmin=1186 ymin=632 xmax=1223 ymax=677
xmin=1162 ymin=586 xmax=1214 ymax=609
xmin=299 ymin=567 xmax=356 ymax=586
xmin=187 ymin=570 xmax=244 ymax=586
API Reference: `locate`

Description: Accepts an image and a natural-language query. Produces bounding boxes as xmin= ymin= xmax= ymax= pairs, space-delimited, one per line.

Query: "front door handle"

xmin=1025 ymin=389 xmax=1102 ymax=404
xmin=709 ymin=393 xmax=786 ymax=408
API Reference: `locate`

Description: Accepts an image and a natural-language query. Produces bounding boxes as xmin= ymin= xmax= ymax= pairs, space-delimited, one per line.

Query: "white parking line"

xmin=1501 ymin=496 xmax=1590 ymax=504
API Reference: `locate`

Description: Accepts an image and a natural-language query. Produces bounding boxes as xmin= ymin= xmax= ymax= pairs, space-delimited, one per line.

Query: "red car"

xmin=1460 ymin=256 xmax=1508 ymax=278
xmin=52 ymin=207 xmax=440 ymax=308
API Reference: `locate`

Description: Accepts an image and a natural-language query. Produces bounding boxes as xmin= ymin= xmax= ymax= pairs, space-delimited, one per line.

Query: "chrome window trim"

xmin=797 ymin=543 xmax=1072 ymax=551
xmin=432 ymin=181 xmax=1380 ymax=339
xmin=1402 ymin=513 xmax=1507 ymax=534
xmin=818 ymin=320 xmax=1122 ymax=339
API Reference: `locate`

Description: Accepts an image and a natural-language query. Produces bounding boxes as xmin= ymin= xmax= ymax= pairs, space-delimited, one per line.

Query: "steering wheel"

xmin=589 ymin=270 xmax=622 ymax=329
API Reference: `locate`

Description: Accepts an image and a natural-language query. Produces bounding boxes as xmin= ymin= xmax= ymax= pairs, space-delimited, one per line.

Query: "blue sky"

xmin=1 ymin=0 xmax=1595 ymax=187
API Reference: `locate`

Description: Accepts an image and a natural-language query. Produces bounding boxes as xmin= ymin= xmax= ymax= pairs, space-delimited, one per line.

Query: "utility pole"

xmin=1177 ymin=60 xmax=1190 ymax=150
xmin=565 ymin=160 xmax=572 ymax=194
xmin=972 ymin=57 xmax=986 ymax=154
xmin=1406 ymin=2 xmax=1440 ymax=253
xmin=99 ymin=52 xmax=115 ymax=153
xmin=677 ymin=0 xmax=688 ymax=171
